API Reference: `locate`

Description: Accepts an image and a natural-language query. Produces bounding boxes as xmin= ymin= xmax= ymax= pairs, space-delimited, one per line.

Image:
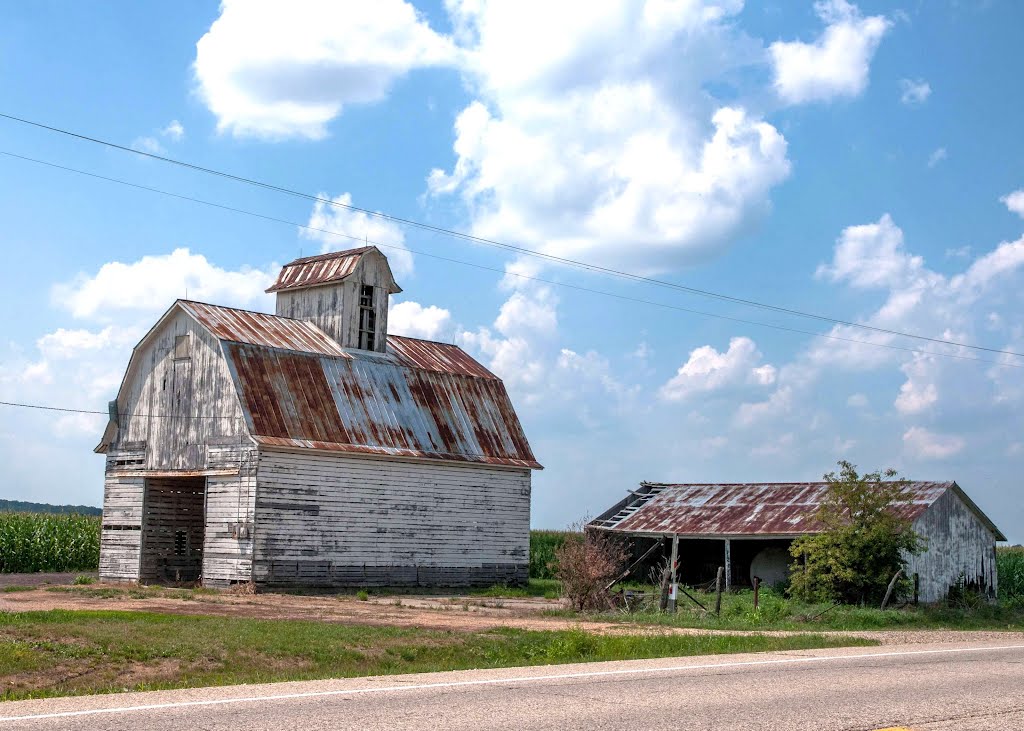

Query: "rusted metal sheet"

xmin=388 ymin=335 xmax=498 ymax=379
xmin=224 ymin=343 xmax=542 ymax=469
xmin=181 ymin=300 xmax=349 ymax=356
xmin=593 ymin=481 xmax=956 ymax=537
xmin=266 ymin=247 xmax=373 ymax=293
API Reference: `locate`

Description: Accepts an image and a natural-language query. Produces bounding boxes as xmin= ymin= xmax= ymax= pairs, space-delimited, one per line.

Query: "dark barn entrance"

xmin=139 ymin=477 xmax=206 ymax=583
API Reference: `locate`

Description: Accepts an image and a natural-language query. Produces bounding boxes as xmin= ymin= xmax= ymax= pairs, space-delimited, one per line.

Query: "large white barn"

xmin=96 ymin=247 xmax=541 ymax=588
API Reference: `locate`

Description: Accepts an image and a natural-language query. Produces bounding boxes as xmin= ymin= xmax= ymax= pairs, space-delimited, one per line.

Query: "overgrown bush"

xmin=530 ymin=530 xmax=571 ymax=579
xmin=0 ymin=513 xmax=100 ymax=573
xmin=789 ymin=462 xmax=924 ymax=605
xmin=553 ymin=528 xmax=627 ymax=611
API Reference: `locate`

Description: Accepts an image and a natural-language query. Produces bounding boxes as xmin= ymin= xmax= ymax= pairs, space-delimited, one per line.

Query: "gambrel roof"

xmin=99 ymin=300 xmax=541 ymax=470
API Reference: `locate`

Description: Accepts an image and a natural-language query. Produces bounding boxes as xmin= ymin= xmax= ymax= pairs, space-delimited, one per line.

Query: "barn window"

xmin=174 ymin=530 xmax=187 ymax=556
xmin=173 ymin=334 xmax=191 ymax=360
xmin=358 ymin=284 xmax=376 ymax=350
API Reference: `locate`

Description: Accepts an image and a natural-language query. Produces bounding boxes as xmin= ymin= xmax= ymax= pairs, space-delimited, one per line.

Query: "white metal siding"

xmin=907 ymin=488 xmax=998 ymax=602
xmin=251 ymin=449 xmax=531 ymax=586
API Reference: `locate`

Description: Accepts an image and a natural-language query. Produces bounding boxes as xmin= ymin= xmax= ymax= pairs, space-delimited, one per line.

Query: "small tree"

xmin=553 ymin=526 xmax=628 ymax=611
xmin=789 ymin=461 xmax=925 ymax=605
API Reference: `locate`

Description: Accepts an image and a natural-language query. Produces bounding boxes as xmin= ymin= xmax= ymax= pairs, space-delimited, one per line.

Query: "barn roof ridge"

xmin=281 ymin=245 xmax=376 ymax=267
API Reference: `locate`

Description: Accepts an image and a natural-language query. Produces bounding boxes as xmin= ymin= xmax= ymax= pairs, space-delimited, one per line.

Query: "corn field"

xmin=998 ymin=546 xmax=1024 ymax=602
xmin=530 ymin=530 xmax=572 ymax=579
xmin=0 ymin=513 xmax=100 ymax=573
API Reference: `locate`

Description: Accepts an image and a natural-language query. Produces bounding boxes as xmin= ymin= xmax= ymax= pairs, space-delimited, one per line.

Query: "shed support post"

xmin=724 ymin=538 xmax=732 ymax=590
xmin=668 ymin=534 xmax=679 ymax=614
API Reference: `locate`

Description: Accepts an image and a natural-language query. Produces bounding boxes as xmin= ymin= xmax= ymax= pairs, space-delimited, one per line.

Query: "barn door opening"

xmin=139 ymin=476 xmax=206 ymax=584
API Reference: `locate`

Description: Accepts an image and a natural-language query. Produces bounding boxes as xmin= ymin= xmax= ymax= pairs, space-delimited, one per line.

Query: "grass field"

xmin=546 ymin=585 xmax=1024 ymax=632
xmin=0 ymin=609 xmax=874 ymax=701
xmin=0 ymin=513 xmax=99 ymax=573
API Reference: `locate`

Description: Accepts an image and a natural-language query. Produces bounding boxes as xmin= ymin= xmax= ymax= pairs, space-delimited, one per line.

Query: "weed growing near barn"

xmin=0 ymin=513 xmax=100 ymax=573
xmin=0 ymin=609 xmax=874 ymax=701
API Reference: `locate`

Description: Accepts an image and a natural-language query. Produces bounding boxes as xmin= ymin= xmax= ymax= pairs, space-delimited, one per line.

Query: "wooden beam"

xmin=724 ymin=538 xmax=732 ymax=590
xmin=668 ymin=534 xmax=679 ymax=613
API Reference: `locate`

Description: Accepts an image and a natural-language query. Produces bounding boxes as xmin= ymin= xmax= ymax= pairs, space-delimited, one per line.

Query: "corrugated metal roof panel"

xmin=593 ymin=481 xmax=953 ymax=536
xmin=388 ymin=335 xmax=498 ymax=380
xmin=224 ymin=343 xmax=542 ymax=469
xmin=181 ymin=301 xmax=349 ymax=356
xmin=266 ymin=247 xmax=373 ymax=293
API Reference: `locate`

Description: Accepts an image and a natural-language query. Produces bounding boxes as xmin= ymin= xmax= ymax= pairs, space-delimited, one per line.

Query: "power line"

xmin=0 ymin=400 xmax=237 ymax=419
xmin=1 ymin=111 xmax=1020 ymax=359
xmin=3 ymin=148 xmax=1023 ymax=371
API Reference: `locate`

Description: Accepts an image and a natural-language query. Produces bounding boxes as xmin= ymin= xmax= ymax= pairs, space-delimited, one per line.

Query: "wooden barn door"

xmin=139 ymin=476 xmax=207 ymax=583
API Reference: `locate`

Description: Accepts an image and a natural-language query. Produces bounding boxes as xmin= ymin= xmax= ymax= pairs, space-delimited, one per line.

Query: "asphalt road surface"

xmin=2 ymin=642 xmax=1023 ymax=730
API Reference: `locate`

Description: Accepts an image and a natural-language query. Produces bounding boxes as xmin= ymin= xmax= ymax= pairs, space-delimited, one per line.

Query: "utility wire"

xmin=3 ymin=148 xmax=1023 ymax=371
xmin=1 ymin=111 xmax=1020 ymax=359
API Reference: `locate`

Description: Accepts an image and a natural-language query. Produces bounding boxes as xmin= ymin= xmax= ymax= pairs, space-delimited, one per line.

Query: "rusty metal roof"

xmin=222 ymin=341 xmax=541 ymax=469
xmin=181 ymin=301 xmax=349 ymax=356
xmin=266 ymin=246 xmax=401 ymax=294
xmin=388 ymin=335 xmax=498 ymax=380
xmin=590 ymin=481 xmax=961 ymax=537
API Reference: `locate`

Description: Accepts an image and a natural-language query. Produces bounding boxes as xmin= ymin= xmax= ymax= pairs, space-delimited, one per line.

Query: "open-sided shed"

xmin=589 ymin=481 xmax=1005 ymax=602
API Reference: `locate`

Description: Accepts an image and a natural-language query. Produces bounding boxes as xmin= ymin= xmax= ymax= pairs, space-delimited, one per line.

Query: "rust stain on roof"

xmin=266 ymin=246 xmax=402 ymax=294
xmin=592 ymin=481 xmax=954 ymax=536
xmin=181 ymin=300 xmax=348 ymax=356
xmin=223 ymin=342 xmax=541 ymax=470
xmin=388 ymin=335 xmax=497 ymax=379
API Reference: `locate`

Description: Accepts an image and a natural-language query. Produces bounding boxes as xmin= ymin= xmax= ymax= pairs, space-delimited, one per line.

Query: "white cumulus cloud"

xmin=303 ymin=192 xmax=414 ymax=279
xmin=1001 ymin=189 xmax=1024 ymax=219
xmin=194 ymin=0 xmax=456 ymax=139
xmin=660 ymin=336 xmax=775 ymax=401
xmin=387 ymin=301 xmax=451 ymax=341
xmin=53 ymin=249 xmax=275 ymax=320
xmin=429 ymin=0 xmax=791 ymax=273
xmin=770 ymin=0 xmax=890 ymax=105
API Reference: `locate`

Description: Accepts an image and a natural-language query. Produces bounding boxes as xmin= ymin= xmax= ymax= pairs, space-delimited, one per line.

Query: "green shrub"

xmin=0 ymin=513 xmax=100 ymax=573
xmin=789 ymin=462 xmax=924 ymax=605
xmin=356 ymin=590 xmax=369 ymax=601
xmin=530 ymin=530 xmax=572 ymax=580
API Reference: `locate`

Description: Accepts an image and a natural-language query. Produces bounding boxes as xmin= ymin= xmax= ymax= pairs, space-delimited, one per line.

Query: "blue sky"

xmin=1 ymin=1 xmax=1022 ymax=541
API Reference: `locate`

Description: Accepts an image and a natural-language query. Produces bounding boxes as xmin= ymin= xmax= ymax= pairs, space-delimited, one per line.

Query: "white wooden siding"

xmin=273 ymin=253 xmax=391 ymax=353
xmin=202 ymin=445 xmax=258 ymax=586
xmin=907 ymin=488 xmax=999 ymax=602
xmin=251 ymin=449 xmax=530 ymax=586
xmin=98 ymin=474 xmax=144 ymax=582
xmin=114 ymin=309 xmax=246 ymax=470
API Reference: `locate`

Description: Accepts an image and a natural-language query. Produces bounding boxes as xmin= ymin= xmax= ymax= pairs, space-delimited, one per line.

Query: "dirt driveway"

xmin=3 ymin=574 xmax=1023 ymax=647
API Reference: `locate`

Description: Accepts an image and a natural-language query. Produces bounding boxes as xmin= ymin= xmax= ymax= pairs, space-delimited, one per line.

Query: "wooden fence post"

xmin=753 ymin=576 xmax=760 ymax=612
xmin=714 ymin=566 xmax=724 ymax=616
xmin=881 ymin=568 xmax=904 ymax=610
xmin=668 ymin=534 xmax=679 ymax=614
xmin=913 ymin=573 xmax=920 ymax=607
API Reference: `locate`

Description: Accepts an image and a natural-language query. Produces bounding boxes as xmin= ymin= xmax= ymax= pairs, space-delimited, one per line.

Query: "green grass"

xmin=0 ymin=609 xmax=875 ymax=701
xmin=555 ymin=586 xmax=1024 ymax=632
xmin=0 ymin=513 xmax=100 ymax=573
xmin=2 ymin=586 xmax=33 ymax=593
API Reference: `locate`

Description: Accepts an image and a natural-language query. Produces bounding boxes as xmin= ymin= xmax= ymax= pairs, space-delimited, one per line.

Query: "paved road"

xmin=1 ymin=642 xmax=1022 ymax=730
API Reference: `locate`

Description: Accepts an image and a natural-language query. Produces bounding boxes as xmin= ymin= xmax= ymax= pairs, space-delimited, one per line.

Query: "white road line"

xmin=3 ymin=644 xmax=1023 ymax=723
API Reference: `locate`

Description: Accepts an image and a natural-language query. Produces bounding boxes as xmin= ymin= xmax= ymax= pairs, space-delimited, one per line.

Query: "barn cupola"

xmin=266 ymin=246 xmax=402 ymax=353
